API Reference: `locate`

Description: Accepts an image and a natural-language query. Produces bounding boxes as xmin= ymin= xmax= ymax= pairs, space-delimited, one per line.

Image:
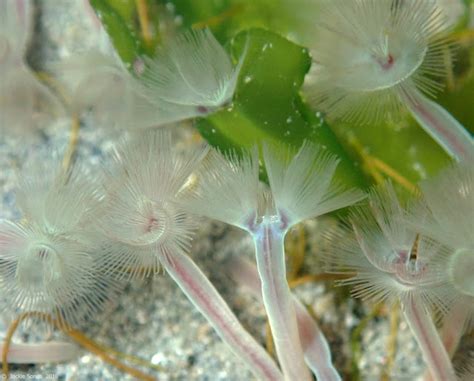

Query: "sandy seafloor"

xmin=1 ymin=1 xmax=471 ymax=380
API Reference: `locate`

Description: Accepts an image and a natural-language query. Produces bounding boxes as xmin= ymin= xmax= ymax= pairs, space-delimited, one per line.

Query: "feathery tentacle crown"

xmin=0 ymin=159 xmax=116 ymax=328
xmin=406 ymin=160 xmax=474 ymax=303
xmin=97 ymin=130 xmax=208 ymax=279
xmin=186 ymin=141 xmax=364 ymax=232
xmin=0 ymin=0 xmax=63 ymax=136
xmin=139 ymin=28 xmax=245 ymax=122
xmin=0 ymin=0 xmax=32 ymax=66
xmin=56 ymin=52 xmax=136 ymax=122
xmin=307 ymin=0 xmax=453 ymax=123
xmin=54 ymin=45 xmax=175 ymax=130
xmin=56 ymin=28 xmax=244 ymax=129
xmin=323 ymin=183 xmax=454 ymax=313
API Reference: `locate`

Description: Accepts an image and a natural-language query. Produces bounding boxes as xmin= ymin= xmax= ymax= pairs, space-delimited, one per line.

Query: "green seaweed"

xmin=196 ymin=28 xmax=367 ymax=189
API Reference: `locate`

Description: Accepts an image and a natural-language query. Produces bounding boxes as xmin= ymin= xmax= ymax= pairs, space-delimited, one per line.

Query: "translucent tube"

xmin=253 ymin=223 xmax=312 ymax=381
xmin=402 ymin=297 xmax=456 ymax=381
xmin=160 ymin=249 xmax=283 ymax=381
xmin=228 ymin=255 xmax=341 ymax=381
xmin=402 ymin=88 xmax=474 ymax=162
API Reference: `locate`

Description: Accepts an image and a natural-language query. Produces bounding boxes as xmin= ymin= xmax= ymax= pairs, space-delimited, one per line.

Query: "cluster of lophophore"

xmin=0 ymin=0 xmax=473 ymax=380
xmin=1 ymin=129 xmax=473 ymax=381
xmin=1 ymin=0 xmax=473 ymax=161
